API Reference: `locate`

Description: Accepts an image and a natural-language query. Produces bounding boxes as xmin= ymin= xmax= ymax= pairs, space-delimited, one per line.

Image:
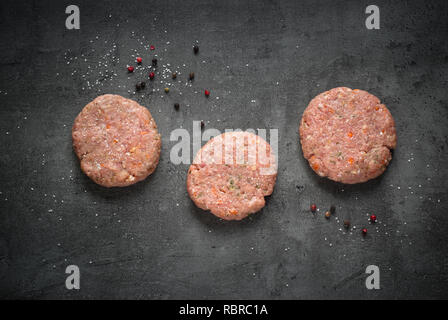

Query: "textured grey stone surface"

xmin=0 ymin=0 xmax=447 ymax=299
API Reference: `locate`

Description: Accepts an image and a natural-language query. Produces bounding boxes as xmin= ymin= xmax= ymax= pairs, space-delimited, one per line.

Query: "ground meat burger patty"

xmin=299 ymin=87 xmax=396 ymax=184
xmin=72 ymin=94 xmax=161 ymax=187
xmin=187 ymin=132 xmax=277 ymax=220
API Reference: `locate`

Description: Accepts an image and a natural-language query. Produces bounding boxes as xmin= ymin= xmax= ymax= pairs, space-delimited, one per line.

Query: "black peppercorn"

xmin=140 ymin=81 xmax=146 ymax=89
xmin=343 ymin=220 xmax=350 ymax=229
xmin=193 ymin=45 xmax=199 ymax=54
xmin=152 ymin=58 xmax=157 ymax=67
xmin=330 ymin=205 xmax=336 ymax=215
xmin=135 ymin=83 xmax=141 ymax=91
xmin=189 ymin=72 xmax=195 ymax=80
xmin=172 ymin=72 xmax=177 ymax=79
xmin=174 ymin=103 xmax=180 ymax=110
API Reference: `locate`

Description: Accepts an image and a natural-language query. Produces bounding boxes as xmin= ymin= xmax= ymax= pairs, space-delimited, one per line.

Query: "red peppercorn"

xmin=370 ymin=214 xmax=377 ymax=223
xmin=150 ymin=45 xmax=155 ymax=50
xmin=362 ymin=228 xmax=368 ymax=235
xmin=136 ymin=57 xmax=142 ymax=63
xmin=310 ymin=204 xmax=316 ymax=212
xmin=149 ymin=72 xmax=155 ymax=80
xmin=127 ymin=66 xmax=134 ymax=73
xmin=205 ymin=90 xmax=210 ymax=97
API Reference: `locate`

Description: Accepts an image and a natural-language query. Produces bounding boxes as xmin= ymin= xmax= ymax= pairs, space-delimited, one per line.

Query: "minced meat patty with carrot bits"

xmin=187 ymin=132 xmax=277 ymax=220
xmin=72 ymin=94 xmax=161 ymax=187
xmin=299 ymin=87 xmax=396 ymax=184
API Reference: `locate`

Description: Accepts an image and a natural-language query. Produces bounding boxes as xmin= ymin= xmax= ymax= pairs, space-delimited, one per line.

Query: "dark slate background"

xmin=0 ymin=0 xmax=447 ymax=299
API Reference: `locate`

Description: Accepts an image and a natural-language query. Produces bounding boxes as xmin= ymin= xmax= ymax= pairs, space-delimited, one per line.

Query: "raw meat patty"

xmin=187 ymin=132 xmax=277 ymax=220
xmin=299 ymin=87 xmax=396 ymax=184
xmin=72 ymin=94 xmax=161 ymax=187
